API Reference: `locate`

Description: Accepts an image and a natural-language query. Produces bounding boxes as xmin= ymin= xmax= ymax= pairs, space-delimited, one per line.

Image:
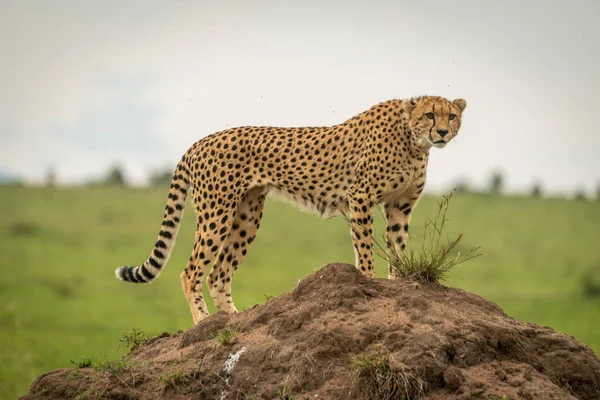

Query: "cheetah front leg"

xmin=384 ymin=196 xmax=421 ymax=279
xmin=347 ymin=188 xmax=375 ymax=278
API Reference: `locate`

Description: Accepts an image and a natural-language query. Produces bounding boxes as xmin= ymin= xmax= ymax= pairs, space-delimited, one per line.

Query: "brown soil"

xmin=22 ymin=263 xmax=600 ymax=400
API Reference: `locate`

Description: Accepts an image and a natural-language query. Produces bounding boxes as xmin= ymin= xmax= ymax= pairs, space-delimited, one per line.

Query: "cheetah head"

xmin=402 ymin=96 xmax=467 ymax=149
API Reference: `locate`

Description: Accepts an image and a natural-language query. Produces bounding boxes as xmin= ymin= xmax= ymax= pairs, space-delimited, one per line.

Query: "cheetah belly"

xmin=266 ymin=186 xmax=347 ymax=219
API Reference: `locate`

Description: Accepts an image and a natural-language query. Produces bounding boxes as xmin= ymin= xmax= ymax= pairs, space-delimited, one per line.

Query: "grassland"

xmin=1 ymin=185 xmax=599 ymax=398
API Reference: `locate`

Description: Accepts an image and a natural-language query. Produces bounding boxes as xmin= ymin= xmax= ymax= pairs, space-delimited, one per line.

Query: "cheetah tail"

xmin=114 ymin=155 xmax=191 ymax=283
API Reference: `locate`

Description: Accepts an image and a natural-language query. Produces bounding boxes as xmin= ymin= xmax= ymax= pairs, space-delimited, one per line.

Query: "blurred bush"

xmin=104 ymin=165 xmax=127 ymax=186
xmin=530 ymin=181 xmax=542 ymax=198
xmin=582 ymin=262 xmax=600 ymax=298
xmin=488 ymin=170 xmax=505 ymax=194
xmin=148 ymin=167 xmax=174 ymax=187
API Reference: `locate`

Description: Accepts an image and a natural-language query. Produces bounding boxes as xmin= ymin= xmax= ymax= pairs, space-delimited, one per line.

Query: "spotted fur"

xmin=115 ymin=95 xmax=467 ymax=324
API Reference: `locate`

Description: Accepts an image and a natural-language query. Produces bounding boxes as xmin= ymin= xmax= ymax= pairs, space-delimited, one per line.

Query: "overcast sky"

xmin=1 ymin=0 xmax=599 ymax=195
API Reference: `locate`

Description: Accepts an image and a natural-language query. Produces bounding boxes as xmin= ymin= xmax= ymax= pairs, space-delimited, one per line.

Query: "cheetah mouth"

xmin=428 ymin=135 xmax=447 ymax=148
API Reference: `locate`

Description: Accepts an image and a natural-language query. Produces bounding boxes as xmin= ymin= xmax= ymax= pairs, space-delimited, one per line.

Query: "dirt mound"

xmin=22 ymin=263 xmax=600 ymax=400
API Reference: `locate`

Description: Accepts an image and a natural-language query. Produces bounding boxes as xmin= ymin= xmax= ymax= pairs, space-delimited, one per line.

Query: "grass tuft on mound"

xmin=117 ymin=327 xmax=148 ymax=352
xmin=376 ymin=191 xmax=482 ymax=283
xmin=351 ymin=347 xmax=426 ymax=400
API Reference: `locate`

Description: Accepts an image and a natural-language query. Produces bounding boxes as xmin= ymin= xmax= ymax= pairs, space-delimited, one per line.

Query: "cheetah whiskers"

xmin=417 ymin=135 xmax=431 ymax=149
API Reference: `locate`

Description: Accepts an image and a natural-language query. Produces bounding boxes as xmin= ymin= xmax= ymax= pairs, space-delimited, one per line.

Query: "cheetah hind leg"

xmin=180 ymin=269 xmax=199 ymax=322
xmin=180 ymin=232 xmax=211 ymax=325
xmin=183 ymin=203 xmax=239 ymax=324
xmin=207 ymin=187 xmax=266 ymax=313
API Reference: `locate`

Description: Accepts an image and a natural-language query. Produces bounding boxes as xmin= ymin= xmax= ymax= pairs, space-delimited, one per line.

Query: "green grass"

xmin=70 ymin=356 xmax=93 ymax=369
xmin=216 ymin=327 xmax=237 ymax=346
xmin=161 ymin=369 xmax=192 ymax=391
xmin=351 ymin=346 xmax=425 ymax=400
xmin=117 ymin=327 xmax=148 ymax=352
xmin=276 ymin=377 xmax=296 ymax=400
xmin=380 ymin=191 xmax=482 ymax=282
xmin=91 ymin=356 xmax=129 ymax=376
xmin=1 ymin=185 xmax=599 ymax=398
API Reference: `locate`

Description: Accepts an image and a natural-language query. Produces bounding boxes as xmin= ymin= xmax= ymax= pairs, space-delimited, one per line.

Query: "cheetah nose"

xmin=437 ymin=129 xmax=448 ymax=138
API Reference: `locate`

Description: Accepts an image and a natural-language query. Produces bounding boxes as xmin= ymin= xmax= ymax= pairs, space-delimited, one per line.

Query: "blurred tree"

xmin=45 ymin=167 xmax=56 ymax=188
xmin=453 ymin=179 xmax=471 ymax=194
xmin=489 ymin=171 xmax=505 ymax=194
xmin=0 ymin=170 xmax=23 ymax=186
xmin=103 ymin=165 xmax=127 ymax=186
xmin=530 ymin=181 xmax=542 ymax=198
xmin=148 ymin=168 xmax=173 ymax=187
xmin=574 ymin=189 xmax=587 ymax=201
xmin=596 ymin=182 xmax=600 ymax=201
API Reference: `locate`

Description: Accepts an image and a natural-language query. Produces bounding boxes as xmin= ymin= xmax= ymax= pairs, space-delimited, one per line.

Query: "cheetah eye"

xmin=449 ymin=114 xmax=456 ymax=121
xmin=425 ymin=112 xmax=434 ymax=119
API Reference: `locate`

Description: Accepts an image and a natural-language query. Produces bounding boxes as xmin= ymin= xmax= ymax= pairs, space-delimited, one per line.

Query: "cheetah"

xmin=115 ymin=95 xmax=467 ymax=324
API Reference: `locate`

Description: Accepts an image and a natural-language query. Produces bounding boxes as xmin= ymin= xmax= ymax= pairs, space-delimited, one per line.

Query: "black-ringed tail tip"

xmin=115 ymin=265 xmax=161 ymax=283
xmin=114 ymin=156 xmax=188 ymax=286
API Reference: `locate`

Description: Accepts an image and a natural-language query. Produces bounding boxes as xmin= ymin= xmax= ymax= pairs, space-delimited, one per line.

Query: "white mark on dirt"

xmin=224 ymin=346 xmax=246 ymax=375
xmin=220 ymin=346 xmax=247 ymax=400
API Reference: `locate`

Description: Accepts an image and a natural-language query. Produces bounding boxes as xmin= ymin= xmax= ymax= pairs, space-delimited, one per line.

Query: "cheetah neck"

xmin=401 ymin=120 xmax=432 ymax=159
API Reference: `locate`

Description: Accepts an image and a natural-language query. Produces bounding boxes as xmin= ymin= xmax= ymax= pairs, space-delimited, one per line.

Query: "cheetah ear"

xmin=453 ymin=98 xmax=467 ymax=112
xmin=402 ymin=99 xmax=417 ymax=114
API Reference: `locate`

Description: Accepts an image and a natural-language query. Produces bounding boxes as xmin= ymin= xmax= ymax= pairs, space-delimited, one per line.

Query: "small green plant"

xmin=216 ymin=327 xmax=237 ymax=346
xmin=70 ymin=356 xmax=93 ymax=368
xmin=30 ymin=386 xmax=50 ymax=399
xmin=351 ymin=346 xmax=425 ymax=400
xmin=161 ymin=370 xmax=191 ymax=390
xmin=117 ymin=327 xmax=148 ymax=352
xmin=351 ymin=346 xmax=389 ymax=373
xmin=374 ymin=191 xmax=481 ymax=283
xmin=69 ymin=369 xmax=84 ymax=380
xmin=276 ymin=377 xmax=295 ymax=400
xmin=93 ymin=356 xmax=128 ymax=376
xmin=72 ymin=389 xmax=90 ymax=400
xmin=488 ymin=395 xmax=510 ymax=400
xmin=264 ymin=293 xmax=275 ymax=301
